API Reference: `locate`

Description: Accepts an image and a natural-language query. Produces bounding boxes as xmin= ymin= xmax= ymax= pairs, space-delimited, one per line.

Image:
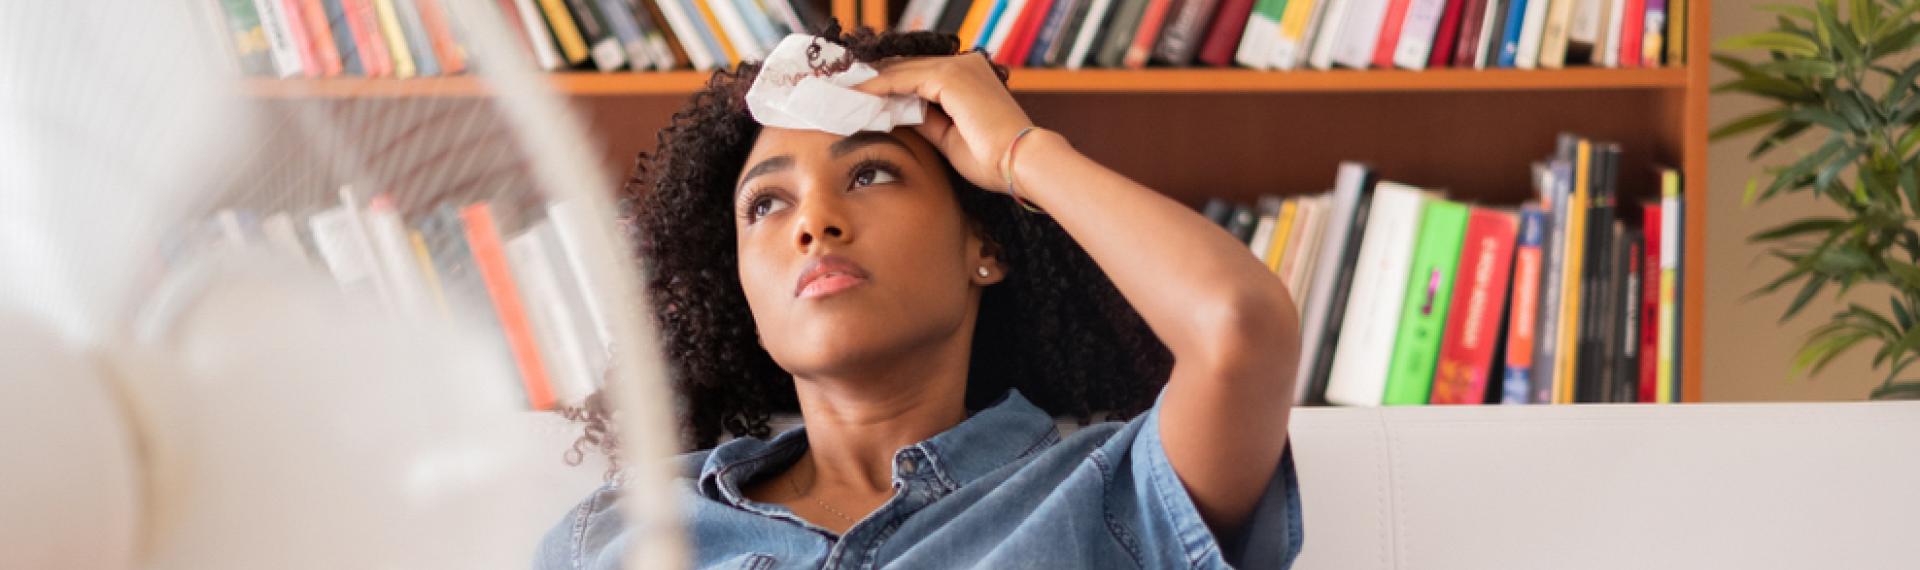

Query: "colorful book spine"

xmin=1494 ymin=0 xmax=1528 ymax=66
xmin=1270 ymin=0 xmax=1324 ymax=69
xmin=1656 ymin=168 xmax=1681 ymax=402
xmin=372 ymin=0 xmax=418 ymax=77
xmin=1388 ymin=0 xmax=1449 ymax=69
xmin=1425 ymin=0 xmax=1467 ymax=67
xmin=343 ymin=0 xmax=393 ymax=76
xmin=1382 ymin=198 xmax=1470 ymax=406
xmin=1432 ymin=207 xmax=1519 ymax=404
xmin=1370 ymin=0 xmax=1414 ymax=69
xmin=390 ymin=0 xmax=443 ymax=76
xmin=1500 ymin=206 xmax=1547 ymax=404
xmin=1638 ymin=201 xmax=1662 ymax=402
xmin=1294 ymin=163 xmax=1372 ymax=404
xmin=321 ymin=0 xmax=364 ymax=75
xmin=298 ymin=0 xmax=346 ymax=75
xmin=415 ymin=0 xmax=467 ymax=73
xmin=1530 ymin=159 xmax=1572 ymax=403
xmin=1618 ymin=0 xmax=1644 ymax=66
xmin=460 ymin=203 xmax=558 ymax=411
xmin=1122 ymin=0 xmax=1180 ymax=68
xmin=1237 ymin=0 xmax=1289 ymax=68
xmin=218 ymin=0 xmax=279 ymax=75
xmin=1552 ymin=140 xmax=1592 ymax=404
xmin=1198 ymin=0 xmax=1258 ymax=66
xmin=1641 ymin=0 xmax=1665 ymax=67
xmin=1266 ymin=199 xmax=1300 ymax=272
xmin=538 ymin=0 xmax=593 ymax=64
xmin=1065 ymin=0 xmax=1119 ymax=68
xmin=254 ymin=0 xmax=306 ymax=76
xmin=1513 ymin=0 xmax=1549 ymax=67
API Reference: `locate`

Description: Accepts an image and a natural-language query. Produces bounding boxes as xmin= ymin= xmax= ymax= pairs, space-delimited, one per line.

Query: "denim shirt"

xmin=535 ymin=390 xmax=1303 ymax=569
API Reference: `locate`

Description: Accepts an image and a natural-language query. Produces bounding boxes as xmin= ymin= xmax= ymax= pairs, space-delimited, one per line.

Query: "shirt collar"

xmin=696 ymin=389 xmax=1061 ymax=506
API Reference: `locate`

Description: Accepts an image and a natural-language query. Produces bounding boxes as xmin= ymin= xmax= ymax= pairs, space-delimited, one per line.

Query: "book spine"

xmin=1265 ymin=200 xmax=1299 ymax=271
xmin=1122 ymin=0 xmax=1181 ymax=68
xmin=1030 ymin=0 xmax=1082 ymax=66
xmin=1552 ymin=141 xmax=1592 ymax=404
xmin=731 ymin=0 xmax=785 ymax=52
xmin=254 ymin=0 xmax=307 ymax=77
xmin=1638 ymin=202 xmax=1661 ymax=401
xmin=1501 ymin=207 xmax=1547 ymax=404
xmin=1389 ymin=0 xmax=1449 ymax=69
xmin=1271 ymin=0 xmax=1322 ymax=69
xmin=219 ymin=0 xmax=279 ymax=75
xmin=1157 ymin=0 xmax=1222 ymax=65
xmin=414 ymin=0 xmax=467 ymax=73
xmin=1237 ymin=0 xmax=1286 ymax=68
xmin=1278 ymin=199 xmax=1317 ymax=291
xmin=691 ymin=0 xmax=743 ymax=66
xmin=1305 ymin=0 xmax=1353 ymax=69
xmin=392 ymin=0 xmax=444 ymax=75
xmin=1473 ymin=0 xmax=1505 ymax=68
xmin=1449 ymin=0 xmax=1488 ymax=67
xmin=976 ymin=0 xmax=1017 ymax=51
xmin=1003 ymin=0 xmax=1056 ymax=66
xmin=1614 ymin=226 xmax=1643 ymax=403
xmin=649 ymin=0 xmax=716 ymax=70
xmin=962 ymin=0 xmax=1006 ymax=47
xmin=1325 ymin=183 xmax=1426 ymax=407
xmin=1294 ymin=163 xmax=1371 ymax=404
xmin=343 ymin=0 xmax=394 ymax=75
xmin=597 ymin=0 xmax=652 ymax=69
xmin=1576 ymin=144 xmax=1617 ymax=402
xmin=372 ymin=0 xmax=419 ymax=77
xmin=1286 ymin=197 xmax=1329 ymax=299
xmin=1656 ymin=168 xmax=1680 ymax=402
xmin=1537 ymin=0 xmax=1573 ymax=67
xmin=1304 ymin=185 xmax=1376 ymax=405
xmin=300 ymin=0 xmax=346 ymax=75
xmin=1226 ymin=204 xmax=1260 ymax=244
xmin=1066 ymin=0 xmax=1118 ymax=68
xmin=986 ymin=0 xmax=1032 ymax=54
xmin=278 ymin=0 xmax=324 ymax=76
xmin=1530 ymin=160 xmax=1571 ymax=403
xmin=1513 ymin=0 xmax=1549 ymax=67
xmin=1382 ymin=198 xmax=1470 ymax=406
xmin=506 ymin=224 xmax=599 ymax=408
xmin=1248 ymin=196 xmax=1284 ymax=261
xmin=1619 ymin=0 xmax=1644 ymax=66
xmin=537 ymin=0 xmax=592 ymax=64
xmin=460 ymin=203 xmax=558 ymax=411
xmin=1200 ymin=0 xmax=1259 ymax=66
xmin=1432 ymin=208 xmax=1519 ymax=405
xmin=1369 ymin=0 xmax=1413 ymax=69
xmin=635 ymin=0 xmax=690 ymax=70
xmin=1425 ymin=0 xmax=1466 ymax=67
xmin=704 ymin=0 xmax=766 ymax=62
xmin=1329 ymin=0 xmax=1389 ymax=68
xmin=1641 ymin=0 xmax=1665 ymax=67
xmin=1494 ymin=0 xmax=1528 ymax=66
xmin=1043 ymin=0 xmax=1094 ymax=66
xmin=1600 ymin=0 xmax=1625 ymax=66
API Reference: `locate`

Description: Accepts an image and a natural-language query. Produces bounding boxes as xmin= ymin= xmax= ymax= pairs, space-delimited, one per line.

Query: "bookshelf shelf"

xmin=246 ymin=67 xmax=1687 ymax=98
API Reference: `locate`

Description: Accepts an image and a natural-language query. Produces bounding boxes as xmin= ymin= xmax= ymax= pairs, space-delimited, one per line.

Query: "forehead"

xmin=742 ymin=126 xmax=939 ymax=167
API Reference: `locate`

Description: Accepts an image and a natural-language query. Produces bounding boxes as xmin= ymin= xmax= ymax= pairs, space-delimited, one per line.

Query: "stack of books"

xmin=171 ymin=187 xmax=609 ymax=412
xmin=897 ymin=0 xmax=1681 ymax=70
xmin=1206 ymin=132 xmax=1684 ymax=406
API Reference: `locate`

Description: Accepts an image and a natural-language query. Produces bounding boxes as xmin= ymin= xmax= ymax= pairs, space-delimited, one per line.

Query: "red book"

xmin=1123 ymin=0 xmax=1180 ymax=69
xmin=342 ymin=0 xmax=392 ymax=77
xmin=1427 ymin=0 xmax=1468 ymax=68
xmin=1638 ymin=203 xmax=1663 ymax=402
xmin=299 ymin=0 xmax=345 ymax=76
xmin=1429 ymin=208 xmax=1519 ymax=405
xmin=1620 ymin=0 xmax=1647 ymax=67
xmin=1371 ymin=0 xmax=1416 ymax=69
xmin=1450 ymin=0 xmax=1489 ymax=67
xmin=279 ymin=0 xmax=323 ymax=77
xmin=995 ymin=0 xmax=1055 ymax=67
xmin=415 ymin=0 xmax=467 ymax=74
xmin=460 ymin=203 xmax=558 ymax=411
xmin=1198 ymin=0 xmax=1259 ymax=66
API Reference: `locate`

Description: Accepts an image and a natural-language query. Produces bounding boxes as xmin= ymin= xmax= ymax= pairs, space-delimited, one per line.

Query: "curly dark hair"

xmin=566 ymin=25 xmax=1173 ymax=467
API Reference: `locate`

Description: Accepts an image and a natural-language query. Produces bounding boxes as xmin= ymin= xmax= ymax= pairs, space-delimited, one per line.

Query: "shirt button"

xmin=899 ymin=459 xmax=918 ymax=475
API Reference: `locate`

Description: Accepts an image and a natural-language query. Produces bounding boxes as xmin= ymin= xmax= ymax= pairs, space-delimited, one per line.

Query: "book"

xmin=1613 ymin=224 xmax=1644 ymax=402
xmin=1328 ymin=0 xmax=1390 ymax=69
xmin=649 ymin=0 xmax=717 ymax=70
xmin=1536 ymin=0 xmax=1573 ymax=67
xmin=1324 ymin=182 xmax=1427 ymax=407
xmin=637 ymin=0 xmax=693 ymax=69
xmin=321 ymin=0 xmax=364 ymax=75
xmin=391 ymin=0 xmax=444 ymax=76
xmin=1040 ymin=0 xmax=1093 ymax=66
xmin=1566 ymin=0 xmax=1600 ymax=63
xmin=1512 ymin=0 xmax=1549 ymax=68
xmin=729 ymin=0 xmax=786 ymax=54
xmin=1381 ymin=197 xmax=1469 ymax=406
xmin=1122 ymin=0 xmax=1181 ymax=68
xmin=280 ymin=0 xmax=327 ymax=76
xmin=974 ymin=0 xmax=1016 ymax=51
xmin=702 ymin=0 xmax=766 ymax=63
xmin=1431 ymin=207 xmax=1519 ymax=405
xmin=1530 ymin=157 xmax=1573 ymax=403
xmin=1389 ymin=0 xmax=1450 ymax=69
xmin=344 ymin=0 xmax=394 ymax=75
xmin=365 ymin=195 xmax=437 ymax=319
xmin=1599 ymin=0 xmax=1624 ymax=67
xmin=414 ymin=0 xmax=466 ymax=73
xmin=937 ymin=0 xmax=979 ymax=33
xmin=599 ymin=0 xmax=657 ymax=69
xmin=961 ymin=0 xmax=1004 ymax=46
xmin=536 ymin=0 xmax=592 ymax=65
xmin=1551 ymin=139 xmax=1592 ymax=404
xmin=1641 ymin=0 xmax=1665 ymax=67
xmin=1265 ymin=199 xmax=1299 ymax=271
xmin=1198 ymin=0 xmax=1260 ymax=67
xmin=1270 ymin=0 xmax=1325 ymax=69
xmin=1226 ymin=204 xmax=1260 ymax=244
xmin=254 ymin=0 xmax=307 ymax=76
xmin=1294 ymin=163 xmax=1373 ymax=405
xmin=506 ymin=222 xmax=601 ymax=407
xmin=986 ymin=0 xmax=1034 ymax=54
xmin=1493 ymin=0 xmax=1528 ymax=67
xmin=1064 ymin=0 xmax=1118 ymax=67
xmin=1305 ymin=0 xmax=1353 ymax=69
xmin=1236 ymin=0 xmax=1288 ymax=68
xmin=1369 ymin=0 xmax=1414 ymax=69
xmin=690 ymin=0 xmax=743 ymax=66
xmin=298 ymin=0 xmax=347 ymax=76
xmin=1638 ymin=201 xmax=1660 ymax=402
xmin=372 ymin=0 xmax=418 ymax=77
xmin=900 ymin=0 xmax=950 ymax=29
xmin=1285 ymin=196 xmax=1328 ymax=299
xmin=1617 ymin=0 xmax=1643 ymax=66
xmin=217 ymin=0 xmax=278 ymax=75
xmin=1001 ymin=0 xmax=1060 ymax=66
xmin=1425 ymin=0 xmax=1466 ymax=67
xmin=1500 ymin=206 xmax=1547 ymax=404
xmin=1575 ymin=143 xmax=1618 ymax=402
xmin=460 ymin=202 xmax=558 ymax=411
xmin=1473 ymin=0 xmax=1506 ymax=67
xmin=1248 ymin=196 xmax=1285 ymax=261
xmin=1157 ymin=0 xmax=1224 ymax=65
xmin=1449 ymin=0 xmax=1488 ymax=67
xmin=1656 ymin=168 xmax=1681 ymax=402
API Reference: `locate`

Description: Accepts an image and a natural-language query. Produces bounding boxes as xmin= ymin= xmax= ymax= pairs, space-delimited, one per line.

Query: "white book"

xmin=514 ymin=0 xmax=568 ymax=70
xmin=986 ymin=0 xmax=1032 ymax=54
xmin=1287 ymin=195 xmax=1329 ymax=300
xmin=364 ymin=196 xmax=435 ymax=320
xmin=899 ymin=0 xmax=944 ymax=30
xmin=707 ymin=0 xmax=767 ymax=61
xmin=1322 ymin=182 xmax=1427 ymax=407
xmin=1514 ymin=0 xmax=1552 ymax=68
xmin=1293 ymin=163 xmax=1371 ymax=404
xmin=506 ymin=223 xmax=599 ymax=407
xmin=1329 ymin=0 xmax=1391 ymax=69
xmin=1568 ymin=0 xmax=1600 ymax=46
xmin=1474 ymin=0 xmax=1504 ymax=68
xmin=1600 ymin=0 xmax=1625 ymax=66
xmin=1307 ymin=0 xmax=1354 ymax=69
xmin=308 ymin=206 xmax=383 ymax=303
xmin=1249 ymin=196 xmax=1285 ymax=261
xmin=1391 ymin=0 xmax=1451 ymax=69
xmin=1238 ymin=0 xmax=1284 ymax=69
xmin=1537 ymin=0 xmax=1577 ymax=67
xmin=650 ymin=0 xmax=718 ymax=70
xmin=598 ymin=0 xmax=653 ymax=70
xmin=1066 ymin=0 xmax=1118 ymax=69
xmin=252 ymin=0 xmax=304 ymax=77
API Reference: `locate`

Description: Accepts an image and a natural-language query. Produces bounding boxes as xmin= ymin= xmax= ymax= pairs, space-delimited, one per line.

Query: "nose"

xmin=794 ymin=196 xmax=851 ymax=251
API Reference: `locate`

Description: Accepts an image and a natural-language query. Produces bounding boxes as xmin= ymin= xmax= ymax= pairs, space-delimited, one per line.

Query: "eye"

xmin=850 ymin=160 xmax=901 ymax=188
xmin=742 ymin=191 xmax=788 ymax=223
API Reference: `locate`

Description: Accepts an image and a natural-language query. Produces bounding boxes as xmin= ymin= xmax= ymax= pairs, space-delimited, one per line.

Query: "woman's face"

xmin=731 ymin=126 xmax=1002 ymax=379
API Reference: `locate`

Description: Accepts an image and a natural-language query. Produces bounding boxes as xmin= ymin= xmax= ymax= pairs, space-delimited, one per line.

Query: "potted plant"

xmin=1712 ymin=0 xmax=1920 ymax=399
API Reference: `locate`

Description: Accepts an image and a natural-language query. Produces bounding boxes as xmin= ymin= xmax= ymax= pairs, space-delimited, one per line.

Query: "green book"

xmin=1381 ymin=199 xmax=1471 ymax=405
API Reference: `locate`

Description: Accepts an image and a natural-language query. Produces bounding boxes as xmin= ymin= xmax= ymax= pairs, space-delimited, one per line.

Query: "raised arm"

xmin=858 ymin=54 xmax=1299 ymax=533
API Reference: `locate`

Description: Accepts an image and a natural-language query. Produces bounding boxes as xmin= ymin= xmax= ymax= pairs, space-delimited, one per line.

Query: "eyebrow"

xmin=735 ymin=132 xmax=919 ymax=196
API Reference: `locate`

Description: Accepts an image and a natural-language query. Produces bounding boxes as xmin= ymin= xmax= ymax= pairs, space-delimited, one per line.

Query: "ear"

xmin=966 ymin=229 xmax=1006 ymax=286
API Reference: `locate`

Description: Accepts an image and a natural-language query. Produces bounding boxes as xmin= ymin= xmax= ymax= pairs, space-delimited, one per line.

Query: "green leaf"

xmin=1784 ymin=274 xmax=1832 ymax=322
xmin=1873 ymin=0 xmax=1920 ymax=39
xmin=1819 ymin=0 xmax=1867 ymax=62
xmin=1749 ymin=218 xmax=1851 ymax=241
xmin=1756 ymin=59 xmax=1843 ymax=79
xmin=1847 ymin=304 xmax=1901 ymax=339
xmin=1717 ymin=31 xmax=1824 ymax=56
xmin=1892 ymin=295 xmax=1913 ymax=330
xmin=1714 ymin=76 xmax=1821 ymax=101
xmin=1870 ymin=380 xmax=1920 ymax=399
xmin=1850 ymin=0 xmax=1875 ymax=41
xmin=1712 ymin=53 xmax=1769 ymax=78
xmin=1793 ymin=323 xmax=1874 ymax=377
xmin=1884 ymin=60 xmax=1920 ymax=109
xmin=1712 ymin=108 xmax=1791 ymax=141
xmin=1812 ymin=245 xmax=1877 ymax=273
xmin=1901 ymin=163 xmax=1920 ymax=213
xmin=1872 ymin=22 xmax=1920 ymax=57
xmin=1888 ymin=259 xmax=1920 ymax=289
xmin=1750 ymin=120 xmax=1815 ymax=159
xmin=1789 ymin=108 xmax=1856 ymax=132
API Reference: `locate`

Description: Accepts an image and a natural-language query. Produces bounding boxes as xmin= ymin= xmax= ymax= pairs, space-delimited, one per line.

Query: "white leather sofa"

xmin=518 ymin=402 xmax=1920 ymax=569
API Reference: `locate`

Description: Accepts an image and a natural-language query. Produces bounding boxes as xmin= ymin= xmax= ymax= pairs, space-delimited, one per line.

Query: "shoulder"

xmin=532 ymin=450 xmax=713 ymax=570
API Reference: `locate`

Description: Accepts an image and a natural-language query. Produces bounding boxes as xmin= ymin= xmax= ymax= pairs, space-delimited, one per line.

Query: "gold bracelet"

xmin=1000 ymin=126 xmax=1045 ymax=214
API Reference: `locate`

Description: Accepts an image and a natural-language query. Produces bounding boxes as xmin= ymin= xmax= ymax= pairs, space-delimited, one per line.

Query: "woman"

xmin=540 ymin=26 xmax=1303 ymax=569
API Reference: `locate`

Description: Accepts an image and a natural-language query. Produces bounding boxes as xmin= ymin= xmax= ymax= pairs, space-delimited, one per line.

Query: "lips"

xmin=794 ymin=254 xmax=871 ymax=299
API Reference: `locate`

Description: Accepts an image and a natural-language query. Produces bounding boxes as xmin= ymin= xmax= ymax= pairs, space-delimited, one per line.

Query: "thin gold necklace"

xmin=789 ymin=460 xmax=858 ymax=525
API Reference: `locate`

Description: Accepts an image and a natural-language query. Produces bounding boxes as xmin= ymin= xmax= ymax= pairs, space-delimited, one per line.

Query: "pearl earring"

xmin=977 ymin=266 xmax=990 ymax=278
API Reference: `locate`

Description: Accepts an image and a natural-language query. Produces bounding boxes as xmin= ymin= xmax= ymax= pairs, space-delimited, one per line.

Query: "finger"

xmin=851 ymin=59 xmax=951 ymax=103
xmin=911 ymin=108 xmax=956 ymax=151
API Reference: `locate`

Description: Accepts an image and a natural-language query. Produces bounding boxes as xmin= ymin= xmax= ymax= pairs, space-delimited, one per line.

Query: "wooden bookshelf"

xmin=248 ymin=0 xmax=1712 ymax=403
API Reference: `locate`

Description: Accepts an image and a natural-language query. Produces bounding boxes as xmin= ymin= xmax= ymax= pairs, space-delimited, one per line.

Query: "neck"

xmin=791 ymin=339 xmax=971 ymax=494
